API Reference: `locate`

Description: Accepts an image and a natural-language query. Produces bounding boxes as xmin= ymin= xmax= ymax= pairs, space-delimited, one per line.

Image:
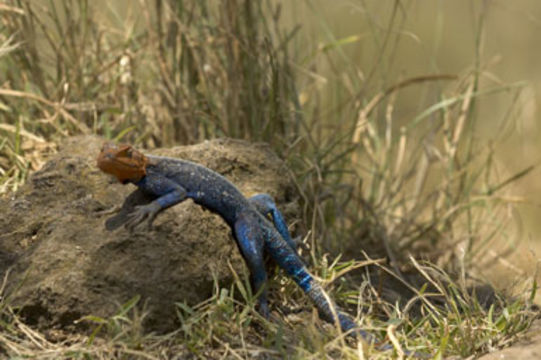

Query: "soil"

xmin=477 ymin=319 xmax=541 ymax=360
xmin=0 ymin=136 xmax=298 ymax=333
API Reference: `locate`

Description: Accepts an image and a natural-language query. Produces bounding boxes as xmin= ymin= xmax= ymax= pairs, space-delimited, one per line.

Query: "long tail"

xmin=265 ymin=231 xmax=429 ymax=358
xmin=263 ymin=230 xmax=375 ymax=343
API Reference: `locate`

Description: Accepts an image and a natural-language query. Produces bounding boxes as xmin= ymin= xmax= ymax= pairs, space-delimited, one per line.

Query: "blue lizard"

xmin=97 ymin=142 xmax=411 ymax=351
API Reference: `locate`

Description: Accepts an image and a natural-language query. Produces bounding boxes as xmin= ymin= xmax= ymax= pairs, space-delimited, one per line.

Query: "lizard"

xmin=97 ymin=142 xmax=421 ymax=355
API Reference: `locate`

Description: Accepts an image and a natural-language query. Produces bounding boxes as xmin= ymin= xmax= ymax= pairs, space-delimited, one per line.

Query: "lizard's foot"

xmin=125 ymin=202 xmax=161 ymax=231
xmin=96 ymin=204 xmax=122 ymax=216
xmin=257 ymin=300 xmax=270 ymax=319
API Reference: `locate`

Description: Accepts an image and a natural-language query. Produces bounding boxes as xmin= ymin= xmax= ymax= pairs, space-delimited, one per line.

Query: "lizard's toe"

xmin=257 ymin=300 xmax=270 ymax=319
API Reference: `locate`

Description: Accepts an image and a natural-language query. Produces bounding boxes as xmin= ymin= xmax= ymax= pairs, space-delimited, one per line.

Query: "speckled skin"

xmin=97 ymin=145 xmax=375 ymax=343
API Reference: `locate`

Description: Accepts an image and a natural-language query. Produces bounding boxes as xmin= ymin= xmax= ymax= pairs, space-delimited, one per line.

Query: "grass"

xmin=0 ymin=0 xmax=538 ymax=358
xmin=0 ymin=257 xmax=536 ymax=359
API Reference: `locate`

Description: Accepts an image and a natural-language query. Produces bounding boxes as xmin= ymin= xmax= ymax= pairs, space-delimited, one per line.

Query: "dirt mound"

xmin=0 ymin=136 xmax=298 ymax=333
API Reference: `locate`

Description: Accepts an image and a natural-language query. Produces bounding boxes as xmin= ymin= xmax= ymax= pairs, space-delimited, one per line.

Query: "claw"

xmin=124 ymin=203 xmax=161 ymax=232
xmin=258 ymin=299 xmax=270 ymax=319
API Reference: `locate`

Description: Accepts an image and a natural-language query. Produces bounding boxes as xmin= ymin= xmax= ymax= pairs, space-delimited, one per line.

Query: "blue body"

xmin=129 ymin=155 xmax=374 ymax=342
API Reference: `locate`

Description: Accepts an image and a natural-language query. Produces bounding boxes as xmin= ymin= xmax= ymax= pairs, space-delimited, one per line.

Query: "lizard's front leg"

xmin=234 ymin=211 xmax=269 ymax=318
xmin=125 ymin=202 xmax=162 ymax=231
xmin=126 ymin=176 xmax=187 ymax=231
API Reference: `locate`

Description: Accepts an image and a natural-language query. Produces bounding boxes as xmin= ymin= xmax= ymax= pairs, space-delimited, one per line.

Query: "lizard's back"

xmin=146 ymin=155 xmax=251 ymax=225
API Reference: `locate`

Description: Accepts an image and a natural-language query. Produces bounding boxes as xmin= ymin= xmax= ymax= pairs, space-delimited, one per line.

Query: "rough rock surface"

xmin=0 ymin=136 xmax=298 ymax=333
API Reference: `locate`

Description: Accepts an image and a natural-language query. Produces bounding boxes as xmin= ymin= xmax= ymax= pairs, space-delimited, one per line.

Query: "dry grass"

xmin=0 ymin=0 xmax=538 ymax=358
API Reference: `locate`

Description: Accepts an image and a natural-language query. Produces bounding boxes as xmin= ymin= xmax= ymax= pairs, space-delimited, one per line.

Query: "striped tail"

xmin=264 ymin=230 xmax=429 ymax=358
xmin=264 ymin=229 xmax=375 ymax=343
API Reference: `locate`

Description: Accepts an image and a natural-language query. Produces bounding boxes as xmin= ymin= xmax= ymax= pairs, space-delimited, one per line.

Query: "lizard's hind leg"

xmin=234 ymin=211 xmax=270 ymax=318
xmin=248 ymin=194 xmax=297 ymax=252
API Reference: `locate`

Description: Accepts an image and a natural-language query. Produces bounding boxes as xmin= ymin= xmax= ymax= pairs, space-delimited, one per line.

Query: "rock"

xmin=0 ymin=136 xmax=298 ymax=333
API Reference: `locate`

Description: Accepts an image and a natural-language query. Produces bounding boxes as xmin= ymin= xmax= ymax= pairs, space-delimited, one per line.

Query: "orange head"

xmin=97 ymin=143 xmax=148 ymax=183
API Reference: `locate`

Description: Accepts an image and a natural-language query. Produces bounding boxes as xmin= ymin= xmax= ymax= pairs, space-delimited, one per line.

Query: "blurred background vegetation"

xmin=0 ymin=0 xmax=539 ymax=357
